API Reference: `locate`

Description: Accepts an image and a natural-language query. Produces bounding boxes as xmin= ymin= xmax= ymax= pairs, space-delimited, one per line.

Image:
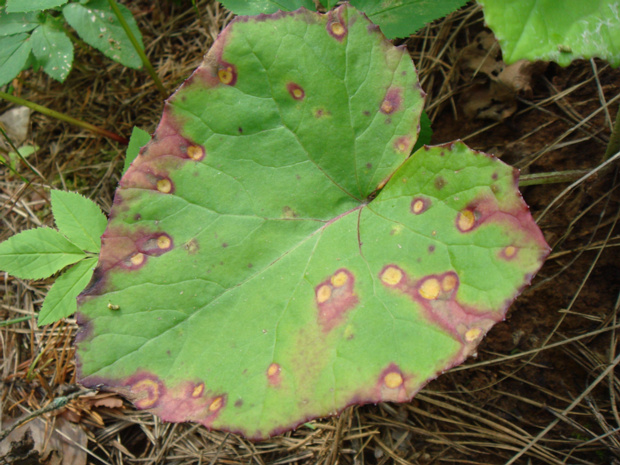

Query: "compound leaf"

xmin=76 ymin=6 xmax=548 ymax=440
xmin=0 ymin=228 xmax=86 ymax=280
xmin=30 ymin=19 xmax=73 ymax=82
xmin=39 ymin=257 xmax=97 ymax=325
xmin=478 ymin=0 xmax=620 ymax=66
xmin=63 ymin=0 xmax=143 ymax=69
xmin=0 ymin=33 xmax=32 ymax=86
xmin=51 ymin=190 xmax=107 ymax=253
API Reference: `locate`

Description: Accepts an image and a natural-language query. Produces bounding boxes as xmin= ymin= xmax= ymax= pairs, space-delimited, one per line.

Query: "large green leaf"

xmin=76 ymin=6 xmax=549 ymax=440
xmin=0 ymin=33 xmax=32 ymax=86
xmin=6 ymin=0 xmax=67 ymax=13
xmin=219 ymin=0 xmax=314 ymax=15
xmin=478 ymin=0 xmax=620 ymax=66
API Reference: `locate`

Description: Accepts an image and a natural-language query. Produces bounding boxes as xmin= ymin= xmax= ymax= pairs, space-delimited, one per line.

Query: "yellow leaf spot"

xmin=504 ymin=246 xmax=516 ymax=257
xmin=293 ymin=88 xmax=303 ymax=99
xmin=381 ymin=100 xmax=393 ymax=114
xmin=157 ymin=235 xmax=171 ymax=249
xmin=156 ymin=178 xmax=172 ymax=193
xmin=412 ymin=199 xmax=425 ymax=214
xmin=384 ymin=372 xmax=403 ymax=389
xmin=218 ymin=67 xmax=233 ymax=85
xmin=381 ymin=266 xmax=403 ymax=286
xmin=267 ymin=363 xmax=280 ymax=377
xmin=442 ymin=274 xmax=457 ymax=292
xmin=331 ymin=271 xmax=348 ymax=287
xmin=192 ymin=383 xmax=204 ymax=398
xmin=317 ymin=285 xmax=332 ymax=303
xmin=187 ymin=145 xmax=203 ymax=160
xmin=133 ymin=379 xmax=159 ymax=408
xmin=419 ymin=278 xmax=440 ymax=300
xmin=457 ymin=210 xmax=475 ymax=231
xmin=209 ymin=396 xmax=223 ymax=411
xmin=130 ymin=253 xmax=144 ymax=266
xmin=331 ymin=22 xmax=344 ymax=35
xmin=465 ymin=327 xmax=482 ymax=342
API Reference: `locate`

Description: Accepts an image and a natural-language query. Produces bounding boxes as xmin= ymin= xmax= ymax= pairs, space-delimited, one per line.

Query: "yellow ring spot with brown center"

xmin=442 ymin=274 xmax=457 ymax=292
xmin=412 ymin=199 xmax=425 ymax=214
xmin=316 ymin=285 xmax=332 ymax=303
xmin=130 ymin=253 xmax=145 ymax=266
xmin=419 ymin=278 xmax=441 ymax=300
xmin=209 ymin=396 xmax=223 ymax=411
xmin=157 ymin=235 xmax=171 ymax=249
xmin=292 ymin=88 xmax=303 ymax=99
xmin=381 ymin=267 xmax=403 ymax=286
xmin=504 ymin=246 xmax=516 ymax=257
xmin=331 ymin=22 xmax=344 ymax=35
xmin=218 ymin=67 xmax=233 ymax=85
xmin=384 ymin=372 xmax=403 ymax=389
xmin=192 ymin=383 xmax=204 ymax=398
xmin=267 ymin=363 xmax=280 ymax=377
xmin=156 ymin=179 xmax=172 ymax=193
xmin=133 ymin=379 xmax=159 ymax=408
xmin=457 ymin=210 xmax=476 ymax=231
xmin=331 ymin=271 xmax=348 ymax=287
xmin=187 ymin=145 xmax=203 ymax=160
xmin=465 ymin=327 xmax=482 ymax=342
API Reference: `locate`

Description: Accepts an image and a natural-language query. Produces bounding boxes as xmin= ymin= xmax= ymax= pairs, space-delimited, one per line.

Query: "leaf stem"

xmin=107 ymin=0 xmax=168 ymax=98
xmin=518 ymin=169 xmax=592 ymax=187
xmin=0 ymin=316 xmax=32 ymax=327
xmin=0 ymin=91 xmax=129 ymax=145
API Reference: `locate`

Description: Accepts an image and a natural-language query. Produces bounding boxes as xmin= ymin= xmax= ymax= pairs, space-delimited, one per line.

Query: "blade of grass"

xmin=107 ymin=0 xmax=167 ymax=98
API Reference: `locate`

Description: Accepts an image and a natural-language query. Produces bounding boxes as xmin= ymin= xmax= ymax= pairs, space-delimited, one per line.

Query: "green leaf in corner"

xmin=0 ymin=228 xmax=86 ymax=280
xmin=38 ymin=257 xmax=97 ymax=325
xmin=412 ymin=110 xmax=432 ymax=153
xmin=350 ymin=0 xmax=469 ymax=38
xmin=0 ymin=33 xmax=32 ymax=87
xmin=63 ymin=0 xmax=144 ymax=69
xmin=6 ymin=0 xmax=68 ymax=13
xmin=123 ymin=126 xmax=151 ymax=175
xmin=30 ymin=18 xmax=74 ymax=82
xmin=51 ymin=190 xmax=107 ymax=253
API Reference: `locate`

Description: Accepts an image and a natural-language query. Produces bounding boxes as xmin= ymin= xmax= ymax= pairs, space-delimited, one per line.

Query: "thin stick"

xmin=518 ymin=169 xmax=591 ymax=187
xmin=107 ymin=0 xmax=168 ymax=98
xmin=0 ymin=91 xmax=128 ymax=145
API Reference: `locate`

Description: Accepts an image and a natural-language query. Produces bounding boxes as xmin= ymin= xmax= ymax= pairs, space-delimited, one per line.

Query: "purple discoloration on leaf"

xmin=287 ymin=82 xmax=305 ymax=100
xmin=410 ymin=197 xmax=430 ymax=215
xmin=394 ymin=136 xmax=412 ymax=153
xmin=380 ymin=88 xmax=402 ymax=114
xmin=326 ymin=9 xmax=348 ymax=41
xmin=267 ymin=363 xmax=282 ymax=386
xmin=126 ymin=372 xmax=165 ymax=409
xmin=315 ymin=269 xmax=358 ymax=332
xmin=217 ymin=61 xmax=237 ymax=86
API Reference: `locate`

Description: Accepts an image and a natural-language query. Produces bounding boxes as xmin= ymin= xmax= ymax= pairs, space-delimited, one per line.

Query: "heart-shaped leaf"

xmin=76 ymin=5 xmax=549 ymax=440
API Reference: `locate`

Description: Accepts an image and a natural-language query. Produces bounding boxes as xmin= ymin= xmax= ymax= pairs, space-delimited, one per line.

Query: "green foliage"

xmin=220 ymin=0 xmax=469 ymax=38
xmin=76 ymin=6 xmax=548 ymax=439
xmin=0 ymin=144 xmax=38 ymax=170
xmin=0 ymin=191 xmax=107 ymax=324
xmin=123 ymin=126 xmax=151 ymax=174
xmin=0 ymin=0 xmax=144 ymax=86
xmin=478 ymin=0 xmax=620 ymax=66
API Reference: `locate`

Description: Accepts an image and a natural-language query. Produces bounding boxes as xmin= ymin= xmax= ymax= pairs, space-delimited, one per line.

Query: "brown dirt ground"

xmin=1 ymin=2 xmax=619 ymax=464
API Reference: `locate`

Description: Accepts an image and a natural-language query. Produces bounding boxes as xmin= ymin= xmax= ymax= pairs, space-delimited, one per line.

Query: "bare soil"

xmin=1 ymin=2 xmax=619 ymax=464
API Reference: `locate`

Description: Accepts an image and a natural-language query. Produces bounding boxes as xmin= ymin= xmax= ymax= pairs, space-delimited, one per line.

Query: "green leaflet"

xmin=30 ymin=18 xmax=73 ymax=82
xmin=51 ymin=190 xmax=107 ymax=253
xmin=219 ymin=0 xmax=315 ymax=15
xmin=0 ymin=11 xmax=39 ymax=35
xmin=0 ymin=228 xmax=85 ymax=280
xmin=62 ymin=0 xmax=143 ymax=69
xmin=0 ymin=33 xmax=32 ymax=86
xmin=478 ymin=0 xmax=620 ymax=66
xmin=76 ymin=6 xmax=548 ymax=439
xmin=39 ymin=257 xmax=97 ymax=325
xmin=123 ymin=127 xmax=151 ymax=175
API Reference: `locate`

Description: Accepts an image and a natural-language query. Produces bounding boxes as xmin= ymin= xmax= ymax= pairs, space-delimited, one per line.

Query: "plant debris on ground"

xmin=1 ymin=1 xmax=619 ymax=464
